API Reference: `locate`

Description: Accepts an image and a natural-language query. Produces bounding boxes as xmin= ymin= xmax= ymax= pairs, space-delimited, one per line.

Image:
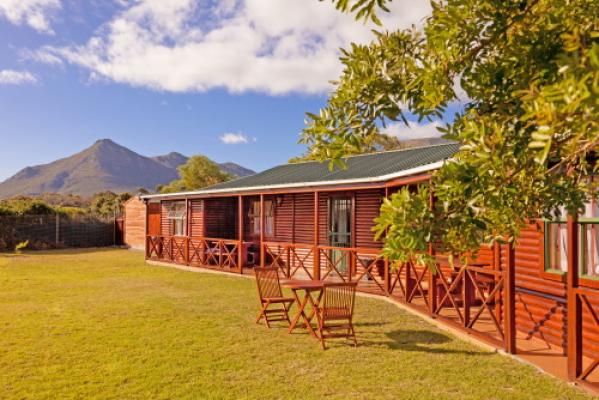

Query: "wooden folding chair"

xmin=316 ymin=282 xmax=358 ymax=349
xmin=254 ymin=267 xmax=295 ymax=328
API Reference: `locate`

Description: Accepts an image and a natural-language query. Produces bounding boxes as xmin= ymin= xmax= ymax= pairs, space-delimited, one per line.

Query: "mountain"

xmin=150 ymin=152 xmax=255 ymax=177
xmin=0 ymin=139 xmax=255 ymax=198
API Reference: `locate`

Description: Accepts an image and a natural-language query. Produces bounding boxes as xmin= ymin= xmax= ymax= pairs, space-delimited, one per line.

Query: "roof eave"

xmin=141 ymin=160 xmax=445 ymax=201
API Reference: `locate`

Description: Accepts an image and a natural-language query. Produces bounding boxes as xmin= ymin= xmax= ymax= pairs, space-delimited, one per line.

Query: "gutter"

xmin=142 ymin=160 xmax=445 ymax=201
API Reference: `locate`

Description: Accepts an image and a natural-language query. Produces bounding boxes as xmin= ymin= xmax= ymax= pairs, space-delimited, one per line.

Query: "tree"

xmin=305 ymin=0 xmax=598 ymax=265
xmin=290 ymin=131 xmax=403 ymax=163
xmin=159 ymin=155 xmax=233 ymax=194
xmin=90 ymin=192 xmax=131 ymax=217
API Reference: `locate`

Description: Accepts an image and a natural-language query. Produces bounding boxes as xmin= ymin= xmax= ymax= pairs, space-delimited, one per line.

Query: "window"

xmin=166 ymin=202 xmax=187 ymax=236
xmin=249 ymin=199 xmax=275 ymax=237
xmin=544 ymin=188 xmax=598 ymax=278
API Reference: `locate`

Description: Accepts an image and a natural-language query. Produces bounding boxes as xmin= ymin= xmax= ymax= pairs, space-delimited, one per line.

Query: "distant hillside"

xmin=151 ymin=152 xmax=255 ymax=177
xmin=0 ymin=139 xmax=255 ymax=198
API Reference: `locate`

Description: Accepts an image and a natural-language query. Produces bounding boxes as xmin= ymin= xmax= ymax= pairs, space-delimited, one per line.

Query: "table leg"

xmin=302 ymin=290 xmax=323 ymax=338
xmin=288 ymin=289 xmax=310 ymax=334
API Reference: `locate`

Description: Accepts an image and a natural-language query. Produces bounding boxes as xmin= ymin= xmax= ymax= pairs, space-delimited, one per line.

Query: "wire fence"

xmin=0 ymin=214 xmax=122 ymax=251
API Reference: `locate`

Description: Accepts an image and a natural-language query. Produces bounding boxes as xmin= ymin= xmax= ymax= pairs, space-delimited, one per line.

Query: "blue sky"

xmin=0 ymin=0 xmax=438 ymax=181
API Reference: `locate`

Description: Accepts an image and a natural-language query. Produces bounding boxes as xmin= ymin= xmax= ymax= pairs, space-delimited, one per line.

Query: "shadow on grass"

xmin=359 ymin=329 xmax=494 ymax=355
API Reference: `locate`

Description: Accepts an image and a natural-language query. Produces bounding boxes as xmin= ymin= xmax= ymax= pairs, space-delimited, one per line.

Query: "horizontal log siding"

xmin=355 ymin=189 xmax=384 ymax=249
xmin=294 ymin=193 xmax=315 ymax=244
xmin=508 ymin=224 xmax=567 ymax=350
xmin=274 ymin=194 xmax=293 ymax=242
xmin=190 ymin=200 xmax=204 ymax=237
xmin=204 ymin=198 xmax=237 ymax=240
xmin=160 ymin=201 xmax=173 ymax=237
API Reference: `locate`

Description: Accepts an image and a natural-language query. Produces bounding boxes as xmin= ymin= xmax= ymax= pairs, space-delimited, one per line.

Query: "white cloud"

xmin=35 ymin=0 xmax=431 ymax=95
xmin=18 ymin=47 xmax=63 ymax=65
xmin=0 ymin=0 xmax=61 ymax=34
xmin=383 ymin=121 xmax=443 ymax=141
xmin=220 ymin=132 xmax=249 ymax=144
xmin=0 ymin=69 xmax=37 ymax=85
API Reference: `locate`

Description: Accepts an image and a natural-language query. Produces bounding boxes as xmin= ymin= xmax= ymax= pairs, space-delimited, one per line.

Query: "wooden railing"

xmin=263 ymin=241 xmax=315 ymax=279
xmin=146 ymin=235 xmax=243 ymax=273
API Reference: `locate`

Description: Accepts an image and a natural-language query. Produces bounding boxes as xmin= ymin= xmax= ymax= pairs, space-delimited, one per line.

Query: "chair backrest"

xmin=254 ymin=267 xmax=283 ymax=300
xmin=321 ymin=282 xmax=357 ymax=320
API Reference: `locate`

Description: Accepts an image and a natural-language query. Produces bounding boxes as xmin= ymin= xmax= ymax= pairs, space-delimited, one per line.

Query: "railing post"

xmin=260 ymin=194 xmax=265 ymax=267
xmin=384 ymin=258 xmax=390 ymax=296
xmin=185 ymin=237 xmax=190 ymax=266
xmin=238 ymin=196 xmax=244 ymax=274
xmin=313 ymin=191 xmax=320 ymax=281
xmin=567 ymin=215 xmax=582 ymax=381
xmin=428 ymin=188 xmax=437 ymax=314
xmin=504 ymin=243 xmax=516 ymax=354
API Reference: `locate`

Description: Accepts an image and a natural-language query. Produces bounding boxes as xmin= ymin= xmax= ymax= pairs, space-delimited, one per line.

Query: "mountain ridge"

xmin=0 ymin=139 xmax=255 ymax=198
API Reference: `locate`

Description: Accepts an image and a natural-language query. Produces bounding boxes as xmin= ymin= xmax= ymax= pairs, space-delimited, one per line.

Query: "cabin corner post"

xmin=238 ymin=195 xmax=244 ymax=274
xmin=260 ymin=194 xmax=265 ymax=267
xmin=566 ymin=215 xmax=582 ymax=381
xmin=504 ymin=242 xmax=516 ymax=354
xmin=314 ymin=191 xmax=320 ymax=281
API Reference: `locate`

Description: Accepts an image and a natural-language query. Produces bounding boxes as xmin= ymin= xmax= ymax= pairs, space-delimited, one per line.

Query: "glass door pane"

xmin=329 ymin=197 xmax=352 ymax=275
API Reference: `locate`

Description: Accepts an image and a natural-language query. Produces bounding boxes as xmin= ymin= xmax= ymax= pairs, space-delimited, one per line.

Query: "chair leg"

xmin=350 ymin=324 xmax=357 ymax=347
xmin=256 ymin=303 xmax=267 ymax=325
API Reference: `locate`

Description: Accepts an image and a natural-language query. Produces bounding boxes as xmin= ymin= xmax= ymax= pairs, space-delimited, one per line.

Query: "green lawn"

xmin=0 ymin=249 xmax=590 ymax=399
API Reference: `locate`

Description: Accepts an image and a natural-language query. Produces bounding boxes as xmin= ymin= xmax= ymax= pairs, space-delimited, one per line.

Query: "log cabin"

xmin=142 ymin=142 xmax=598 ymax=389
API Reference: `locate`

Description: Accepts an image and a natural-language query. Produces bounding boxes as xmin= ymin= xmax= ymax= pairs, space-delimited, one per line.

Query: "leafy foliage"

xmin=307 ymin=0 xmax=598 ymax=263
xmin=158 ymin=156 xmax=233 ymax=194
xmin=90 ymin=192 xmax=132 ymax=217
xmin=14 ymin=240 xmax=29 ymax=254
xmin=0 ymin=198 xmax=56 ymax=216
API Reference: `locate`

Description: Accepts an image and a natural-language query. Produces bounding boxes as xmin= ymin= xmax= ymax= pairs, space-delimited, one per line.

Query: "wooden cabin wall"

xmin=294 ymin=193 xmax=315 ymax=244
xmin=161 ymin=201 xmax=172 ymax=236
xmin=189 ymin=199 xmax=204 ymax=237
xmin=273 ymin=194 xmax=293 ymax=242
xmin=355 ymin=189 xmax=384 ymax=249
xmin=204 ymin=198 xmax=237 ymax=239
xmin=509 ymin=223 xmax=599 ymax=359
xmin=508 ymin=224 xmax=568 ymax=351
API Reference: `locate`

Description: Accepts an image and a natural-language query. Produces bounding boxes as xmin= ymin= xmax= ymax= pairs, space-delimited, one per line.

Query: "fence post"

xmin=55 ymin=214 xmax=60 ymax=246
xmin=567 ymin=215 xmax=582 ymax=381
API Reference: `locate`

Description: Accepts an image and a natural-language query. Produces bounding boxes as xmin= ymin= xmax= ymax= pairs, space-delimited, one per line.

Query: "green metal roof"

xmin=203 ymin=142 xmax=460 ymax=192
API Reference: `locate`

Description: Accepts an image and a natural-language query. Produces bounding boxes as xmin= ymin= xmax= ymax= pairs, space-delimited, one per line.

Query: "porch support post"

xmin=504 ymin=242 xmax=516 ymax=354
xmin=567 ymin=215 xmax=582 ymax=380
xmin=144 ymin=200 xmax=149 ymax=260
xmin=260 ymin=194 xmax=265 ymax=267
xmin=238 ymin=195 xmax=244 ymax=274
xmin=185 ymin=197 xmax=190 ymax=265
xmin=427 ymin=186 xmax=437 ymax=314
xmin=314 ymin=191 xmax=320 ymax=281
xmin=383 ymin=187 xmax=390 ymax=296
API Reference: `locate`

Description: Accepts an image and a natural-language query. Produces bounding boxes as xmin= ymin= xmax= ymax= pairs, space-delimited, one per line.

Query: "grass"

xmin=0 ymin=249 xmax=591 ymax=400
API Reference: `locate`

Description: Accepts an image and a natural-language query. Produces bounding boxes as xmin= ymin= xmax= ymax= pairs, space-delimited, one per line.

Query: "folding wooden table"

xmin=281 ymin=279 xmax=325 ymax=338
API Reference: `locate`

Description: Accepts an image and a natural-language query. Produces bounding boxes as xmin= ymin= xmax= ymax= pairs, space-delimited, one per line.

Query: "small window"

xmin=581 ymin=197 xmax=599 ymax=279
xmin=249 ymin=199 xmax=274 ymax=237
xmin=166 ymin=202 xmax=187 ymax=236
xmin=544 ymin=221 xmax=568 ymax=274
xmin=544 ymin=188 xmax=598 ymax=277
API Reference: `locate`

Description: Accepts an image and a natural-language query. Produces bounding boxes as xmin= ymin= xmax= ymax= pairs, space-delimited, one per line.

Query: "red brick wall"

xmin=124 ymin=197 xmax=146 ymax=250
